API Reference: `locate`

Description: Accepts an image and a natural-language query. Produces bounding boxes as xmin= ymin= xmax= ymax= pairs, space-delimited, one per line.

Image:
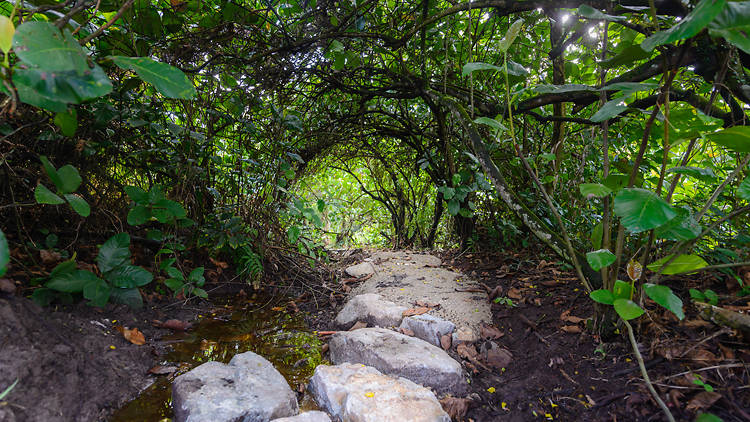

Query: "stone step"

xmin=334 ymin=293 xmax=407 ymax=329
xmin=272 ymin=411 xmax=332 ymax=422
xmin=309 ymin=363 xmax=450 ymax=422
xmin=328 ymin=327 xmax=468 ymax=395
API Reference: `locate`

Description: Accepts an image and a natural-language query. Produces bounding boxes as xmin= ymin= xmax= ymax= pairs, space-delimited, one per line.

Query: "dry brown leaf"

xmin=507 ymin=288 xmax=522 ymax=300
xmin=680 ymin=319 xmax=713 ymax=329
xmin=488 ymin=286 xmax=503 ymax=301
xmin=209 ymin=257 xmax=229 ymax=269
xmin=399 ymin=327 xmax=414 ymax=336
xmin=687 ymin=349 xmax=718 ymax=362
xmin=153 ymin=319 xmax=192 ymax=331
xmin=533 ymin=298 xmax=542 ymax=306
xmin=40 ymin=250 xmax=61 ymax=265
xmin=560 ymin=310 xmax=586 ymax=324
xmin=456 ymin=343 xmax=479 ymax=360
xmin=148 ymin=365 xmax=178 ymax=375
xmin=479 ymin=324 xmax=504 ymax=340
xmin=627 ymin=260 xmax=642 ymax=281
xmin=561 ymin=325 xmax=582 ymax=333
xmin=686 ymin=391 xmax=722 ymax=412
xmin=439 ymin=397 xmax=472 ymax=420
xmin=116 ymin=326 xmax=146 ymax=345
xmin=483 ymin=347 xmax=512 ymax=370
xmin=414 ymin=300 xmax=440 ymax=308
xmin=402 ymin=307 xmax=430 ymax=317
xmin=440 ymin=334 xmax=451 ymax=351
xmin=350 ymin=321 xmax=368 ymax=331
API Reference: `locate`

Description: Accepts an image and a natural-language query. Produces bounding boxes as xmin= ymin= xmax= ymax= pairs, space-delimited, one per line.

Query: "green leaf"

xmin=647 ymin=254 xmax=708 ymax=275
xmin=498 ymin=19 xmax=523 ymax=52
xmin=12 ymin=22 xmax=88 ymax=72
xmin=462 ymin=62 xmax=502 ymax=77
xmin=586 ymin=249 xmax=617 ymax=271
xmin=0 ymin=228 xmax=9 ymax=277
xmin=192 ymin=287 xmax=208 ymax=298
xmin=613 ymin=298 xmax=645 ymax=320
xmin=317 ymin=199 xmax=325 ymax=212
xmin=31 ymin=288 xmax=56 ymax=307
xmin=641 ymin=0 xmax=728 ymax=51
xmin=614 ymin=188 xmax=677 ymax=233
xmin=127 ymin=205 xmax=150 ymax=226
xmin=97 ymin=233 xmax=131 ymax=274
xmin=109 ymin=287 xmax=143 ymax=309
xmin=13 ymin=66 xmax=113 ymax=112
xmin=83 ymin=277 xmax=111 ymax=307
xmin=580 ymin=183 xmax=612 ymax=198
xmin=738 ymin=176 xmax=750 ymax=201
xmin=447 ymin=199 xmax=460 ymax=216
xmin=667 ymin=166 xmax=717 ymax=182
xmin=600 ymin=44 xmax=652 ymax=69
xmin=534 ymin=84 xmax=599 ymax=94
xmin=590 ymin=289 xmax=615 ymax=305
xmin=576 ymin=5 xmax=626 ymax=21
xmin=644 ymin=283 xmax=684 ymax=320
xmin=287 ymin=225 xmax=301 ymax=243
xmin=39 ymin=156 xmax=62 ymax=190
xmin=474 ymin=117 xmax=506 ymax=132
xmin=706 ymin=126 xmax=750 ymax=152
xmin=0 ymin=15 xmax=14 ymax=55
xmin=106 ymin=265 xmax=153 ymax=288
xmin=124 ymin=186 xmax=149 ymax=203
xmin=654 ymin=207 xmax=701 ymax=241
xmin=689 ymin=288 xmax=706 ymax=302
xmin=56 ymin=165 xmax=82 ymax=194
xmin=708 ymin=1 xmax=750 ymax=54
xmin=0 ymin=378 xmax=18 ymax=401
xmin=166 ymin=266 xmax=184 ymax=280
xmin=613 ymin=280 xmax=634 ymax=300
xmin=49 ymin=259 xmax=77 ymax=279
xmin=64 ymin=194 xmax=90 ymax=217
xmin=35 ymin=184 xmax=64 ymax=205
xmin=602 ymin=174 xmax=631 ymax=192
xmin=591 ymin=221 xmax=603 ymax=250
xmin=704 ymin=289 xmax=719 ymax=305
xmin=164 ymin=278 xmax=184 ymax=292
xmin=591 ymin=97 xmax=629 ymax=122
xmin=46 ymin=269 xmax=100 ymax=293
xmin=188 ymin=267 xmax=204 ymax=282
xmin=54 ymin=109 xmax=77 ymax=137
xmin=110 ymin=56 xmax=196 ymax=99
xmin=695 ymin=413 xmax=723 ymax=422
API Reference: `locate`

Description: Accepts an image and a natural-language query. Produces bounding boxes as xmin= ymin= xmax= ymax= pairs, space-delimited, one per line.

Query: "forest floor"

xmin=0 ymin=247 xmax=747 ymax=421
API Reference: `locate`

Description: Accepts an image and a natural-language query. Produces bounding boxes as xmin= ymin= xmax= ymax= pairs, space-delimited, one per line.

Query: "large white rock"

xmin=272 ymin=411 xmax=332 ymax=422
xmin=172 ymin=351 xmax=298 ymax=422
xmin=334 ymin=294 xmax=407 ymax=329
xmin=399 ymin=314 xmax=455 ymax=347
xmin=345 ymin=262 xmax=375 ymax=278
xmin=309 ymin=363 xmax=450 ymax=422
xmin=328 ymin=327 xmax=467 ymax=395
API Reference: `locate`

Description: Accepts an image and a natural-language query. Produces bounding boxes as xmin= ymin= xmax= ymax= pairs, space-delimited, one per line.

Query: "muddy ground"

xmin=0 ymin=248 xmax=747 ymax=421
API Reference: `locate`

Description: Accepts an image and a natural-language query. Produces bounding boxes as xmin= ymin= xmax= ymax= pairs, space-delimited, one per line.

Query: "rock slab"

xmin=328 ymin=327 xmax=467 ymax=395
xmin=334 ymin=294 xmax=407 ymax=329
xmin=172 ymin=351 xmax=298 ymax=422
xmin=309 ymin=363 xmax=450 ymax=422
xmin=399 ymin=314 xmax=455 ymax=347
xmin=272 ymin=411 xmax=332 ymax=422
xmin=345 ymin=262 xmax=375 ymax=278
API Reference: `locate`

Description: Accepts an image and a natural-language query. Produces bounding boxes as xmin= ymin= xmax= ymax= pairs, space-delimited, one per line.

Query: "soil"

xmin=1 ymin=247 xmax=748 ymax=422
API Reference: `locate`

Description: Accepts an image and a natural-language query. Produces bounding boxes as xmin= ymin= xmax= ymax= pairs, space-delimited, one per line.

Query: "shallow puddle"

xmin=111 ymin=297 xmax=324 ymax=421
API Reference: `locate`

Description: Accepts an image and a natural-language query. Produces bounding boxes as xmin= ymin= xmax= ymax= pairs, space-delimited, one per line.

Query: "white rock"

xmin=334 ymin=294 xmax=407 ymax=329
xmin=172 ymin=351 xmax=298 ymax=422
xmin=451 ymin=326 xmax=478 ymax=346
xmin=399 ymin=314 xmax=455 ymax=347
xmin=309 ymin=363 xmax=450 ymax=422
xmin=345 ymin=262 xmax=375 ymax=278
xmin=328 ymin=327 xmax=467 ymax=395
xmin=272 ymin=411 xmax=332 ymax=422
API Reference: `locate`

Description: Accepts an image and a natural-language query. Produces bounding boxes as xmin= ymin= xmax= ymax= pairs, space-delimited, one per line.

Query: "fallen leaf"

xmin=399 ymin=327 xmax=414 ymax=336
xmin=440 ymin=334 xmax=451 ymax=351
xmin=457 ymin=343 xmax=480 ymax=360
xmin=686 ymin=391 xmax=722 ymax=412
xmin=350 ymin=321 xmax=368 ymax=331
xmin=533 ymin=298 xmax=542 ymax=306
xmin=153 ymin=319 xmax=192 ymax=331
xmin=148 ymin=365 xmax=178 ymax=375
xmin=483 ymin=347 xmax=513 ymax=370
xmin=489 ymin=286 xmax=503 ymax=301
xmin=209 ymin=257 xmax=229 ymax=269
xmin=627 ymin=260 xmax=642 ymax=281
xmin=480 ymin=324 xmax=504 ymax=340
xmin=402 ymin=307 xmax=430 ymax=317
xmin=271 ymin=306 xmax=284 ymax=311
xmin=560 ymin=310 xmax=586 ymax=324
xmin=687 ymin=349 xmax=718 ymax=362
xmin=115 ymin=326 xmax=146 ymax=345
xmin=415 ymin=300 xmax=440 ymax=308
xmin=507 ymin=288 xmax=522 ymax=300
xmin=561 ymin=325 xmax=582 ymax=333
xmin=439 ymin=397 xmax=472 ymax=420
xmin=40 ymin=250 xmax=61 ymax=265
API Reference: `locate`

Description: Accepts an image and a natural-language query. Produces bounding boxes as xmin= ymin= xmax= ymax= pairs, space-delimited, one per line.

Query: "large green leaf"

xmin=641 ymin=0 xmax=728 ymax=51
xmin=498 ymin=19 xmax=523 ymax=53
xmin=590 ymin=289 xmax=614 ymax=305
xmin=64 ymin=194 xmax=90 ymax=217
xmin=106 ymin=265 xmax=153 ymax=288
xmin=739 ymin=176 xmax=750 ymax=201
xmin=39 ymin=156 xmax=62 ymax=189
xmin=462 ymin=62 xmax=502 ymax=77
xmin=127 ymin=205 xmax=150 ymax=226
xmin=591 ymin=97 xmax=629 ymax=122
xmin=474 ymin=117 xmax=506 ymax=132
xmin=13 ymin=66 xmax=113 ymax=112
xmin=534 ymin=84 xmax=599 ymax=94
xmin=97 ymin=233 xmax=131 ymax=274
xmin=647 ymin=254 xmax=708 ymax=275
xmin=708 ymin=1 xmax=750 ymax=54
xmin=654 ymin=207 xmax=701 ymax=241
xmin=705 ymin=126 xmax=750 ymax=152
xmin=579 ymin=183 xmax=613 ymax=198
xmin=614 ymin=188 xmax=677 ymax=233
xmin=110 ymin=56 xmax=196 ymax=99
xmin=54 ymin=109 xmax=78 ymax=137
xmin=83 ymin=277 xmax=111 ymax=307
xmin=0 ymin=228 xmax=8 ymax=277
xmin=34 ymin=184 xmax=64 ymax=205
xmin=613 ymin=279 xmax=634 ymax=300
xmin=586 ymin=249 xmax=617 ymax=271
xmin=109 ymin=287 xmax=143 ymax=309
xmin=644 ymin=283 xmax=684 ymax=320
xmin=0 ymin=15 xmax=13 ymax=55
xmin=56 ymin=165 xmax=82 ymax=194
xmin=124 ymin=186 xmax=149 ymax=203
xmin=12 ymin=22 xmax=88 ymax=72
xmin=613 ymin=298 xmax=645 ymax=320
xmin=667 ymin=166 xmax=716 ymax=183
xmin=600 ymin=44 xmax=652 ymax=69
xmin=46 ymin=269 xmax=100 ymax=293
xmin=577 ymin=5 xmax=626 ymax=21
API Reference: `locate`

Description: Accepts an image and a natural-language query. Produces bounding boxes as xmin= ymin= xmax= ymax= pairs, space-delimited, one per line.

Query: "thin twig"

xmin=80 ymin=0 xmax=135 ymax=45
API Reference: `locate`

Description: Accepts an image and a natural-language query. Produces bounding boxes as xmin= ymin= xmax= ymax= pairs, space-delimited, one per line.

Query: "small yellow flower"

xmin=625 ymin=358 xmax=632 ymax=362
xmin=112 ymin=319 xmax=117 ymax=323
xmin=109 ymin=345 xmax=116 ymax=350
xmin=501 ymin=402 xmax=509 ymax=411
xmin=545 ymin=413 xmax=553 ymax=420
xmin=487 ymin=387 xmax=496 ymax=393
xmin=365 ymin=392 xmax=374 ymax=398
